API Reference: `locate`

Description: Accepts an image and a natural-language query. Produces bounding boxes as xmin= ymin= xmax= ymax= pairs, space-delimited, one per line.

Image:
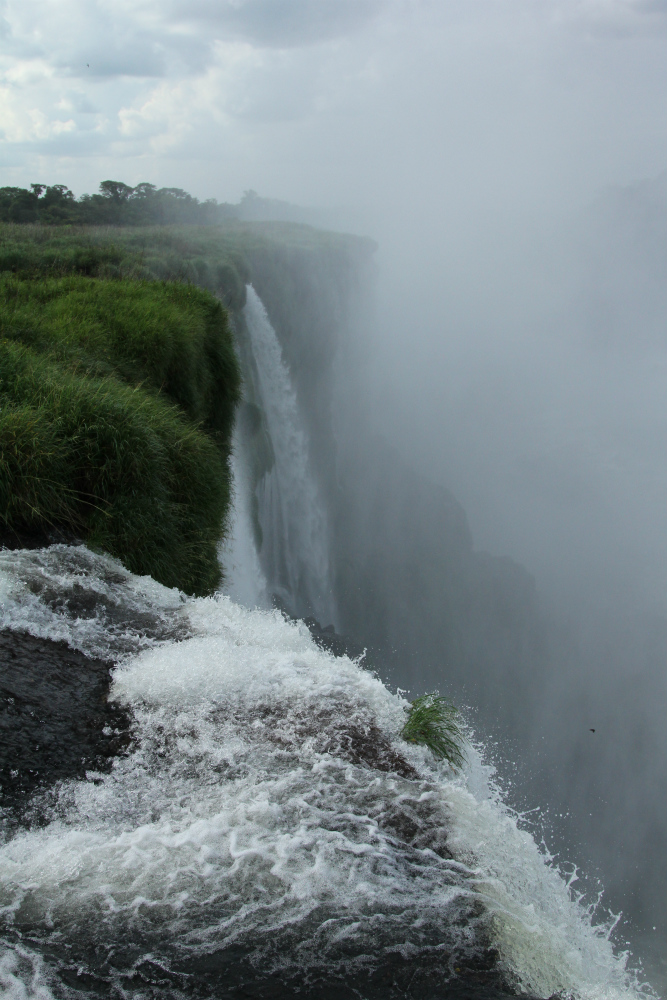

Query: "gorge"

xmin=0 ymin=215 xmax=661 ymax=998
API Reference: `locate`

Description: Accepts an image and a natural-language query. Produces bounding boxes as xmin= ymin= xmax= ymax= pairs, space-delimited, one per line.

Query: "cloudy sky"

xmin=1 ymin=0 xmax=666 ymax=214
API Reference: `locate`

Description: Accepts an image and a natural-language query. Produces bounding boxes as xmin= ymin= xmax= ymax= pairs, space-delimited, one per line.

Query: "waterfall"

xmin=219 ymin=446 xmax=269 ymax=611
xmin=240 ymin=285 xmax=336 ymax=627
xmin=0 ymin=289 xmax=653 ymax=1000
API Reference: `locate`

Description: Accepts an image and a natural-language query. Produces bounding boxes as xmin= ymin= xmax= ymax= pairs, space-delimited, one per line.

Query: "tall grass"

xmin=0 ymin=275 xmax=240 ymax=448
xmin=0 ymin=274 xmax=241 ymax=594
xmin=0 ymin=223 xmax=250 ymax=310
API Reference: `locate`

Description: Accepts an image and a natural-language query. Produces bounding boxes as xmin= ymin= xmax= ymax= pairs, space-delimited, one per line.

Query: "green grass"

xmin=0 ymin=223 xmax=250 ymax=310
xmin=0 ymin=221 xmax=373 ymax=310
xmin=0 ymin=275 xmax=240 ymax=447
xmin=0 ymin=274 xmax=241 ymax=595
xmin=401 ymin=694 xmax=466 ymax=768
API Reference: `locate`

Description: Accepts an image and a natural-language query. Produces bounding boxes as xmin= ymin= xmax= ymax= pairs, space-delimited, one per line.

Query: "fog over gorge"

xmin=369 ymin=171 xmax=667 ymax=977
xmin=1 ymin=0 xmax=667 ymax=997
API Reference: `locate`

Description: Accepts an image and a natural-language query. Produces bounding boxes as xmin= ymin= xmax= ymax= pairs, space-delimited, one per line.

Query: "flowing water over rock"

xmin=0 ymin=281 xmax=657 ymax=999
xmin=0 ymin=545 xmax=649 ymax=1000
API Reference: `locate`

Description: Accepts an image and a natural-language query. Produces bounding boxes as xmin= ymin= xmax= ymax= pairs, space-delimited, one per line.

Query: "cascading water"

xmin=0 ymin=545 xmax=651 ymax=1000
xmin=241 ymin=286 xmax=336 ymax=627
xmin=219 ymin=445 xmax=269 ymax=611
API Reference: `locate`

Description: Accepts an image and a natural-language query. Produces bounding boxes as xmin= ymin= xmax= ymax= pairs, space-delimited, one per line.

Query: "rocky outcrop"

xmin=0 ymin=629 xmax=131 ymax=820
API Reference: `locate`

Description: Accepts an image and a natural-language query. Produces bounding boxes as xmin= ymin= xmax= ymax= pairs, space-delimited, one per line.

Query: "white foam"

xmin=0 ymin=546 xmax=652 ymax=998
xmin=0 ymin=544 xmax=188 ymax=660
xmin=0 ymin=945 xmax=55 ymax=1000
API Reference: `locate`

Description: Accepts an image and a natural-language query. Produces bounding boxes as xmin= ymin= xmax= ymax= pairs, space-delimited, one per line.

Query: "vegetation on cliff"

xmin=0 ymin=206 xmax=371 ymax=594
xmin=0 ymin=223 xmax=250 ymax=310
xmin=0 ymin=271 xmax=241 ymax=594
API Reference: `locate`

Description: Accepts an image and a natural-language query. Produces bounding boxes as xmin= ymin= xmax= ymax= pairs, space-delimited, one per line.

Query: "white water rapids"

xmin=0 ymin=545 xmax=651 ymax=999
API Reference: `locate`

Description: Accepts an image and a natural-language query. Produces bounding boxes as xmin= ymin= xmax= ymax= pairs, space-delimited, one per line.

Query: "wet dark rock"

xmin=28 ymin=943 xmax=546 ymax=999
xmin=0 ymin=629 xmax=131 ymax=817
xmin=24 ymin=574 xmax=188 ymax=646
xmin=0 ymin=524 xmax=82 ymax=551
xmin=214 ymin=698 xmax=419 ymax=780
xmin=303 ymin=615 xmax=369 ymax=662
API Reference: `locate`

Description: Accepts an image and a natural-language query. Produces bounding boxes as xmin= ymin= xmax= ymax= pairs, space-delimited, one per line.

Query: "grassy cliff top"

xmin=0 ymin=221 xmax=375 ymax=293
xmin=0 ymin=219 xmax=371 ymax=593
xmin=0 ymin=267 xmax=241 ymax=594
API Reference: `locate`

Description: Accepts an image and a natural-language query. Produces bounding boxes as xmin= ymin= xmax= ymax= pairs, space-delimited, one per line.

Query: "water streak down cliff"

xmin=242 ymin=286 xmax=335 ymax=625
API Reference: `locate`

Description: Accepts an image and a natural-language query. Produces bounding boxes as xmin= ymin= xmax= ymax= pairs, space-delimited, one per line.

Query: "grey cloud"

xmin=63 ymin=41 xmax=167 ymax=79
xmin=0 ymin=126 xmax=110 ymax=160
xmin=637 ymin=0 xmax=667 ymax=13
xmin=57 ymin=21 xmax=210 ymax=80
xmin=0 ymin=1 xmax=213 ymax=81
xmin=168 ymin=0 xmax=384 ymax=48
xmin=71 ymin=95 xmax=99 ymax=113
xmin=572 ymin=0 xmax=667 ymax=37
xmin=0 ymin=0 xmax=381 ymax=86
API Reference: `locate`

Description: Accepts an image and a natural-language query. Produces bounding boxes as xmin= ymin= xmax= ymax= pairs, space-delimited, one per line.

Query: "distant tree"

xmin=99 ymin=180 xmax=135 ymax=202
xmin=132 ymin=182 xmax=157 ymax=199
xmin=0 ymin=179 xmax=239 ymax=227
xmin=6 ymin=188 xmax=40 ymax=224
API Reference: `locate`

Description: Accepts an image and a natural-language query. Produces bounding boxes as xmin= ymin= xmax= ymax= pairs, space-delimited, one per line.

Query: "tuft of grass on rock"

xmin=401 ymin=693 xmax=466 ymax=768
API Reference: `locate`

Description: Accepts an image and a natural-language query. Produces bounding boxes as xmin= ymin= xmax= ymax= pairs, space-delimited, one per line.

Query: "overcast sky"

xmin=1 ymin=0 xmax=666 ymax=216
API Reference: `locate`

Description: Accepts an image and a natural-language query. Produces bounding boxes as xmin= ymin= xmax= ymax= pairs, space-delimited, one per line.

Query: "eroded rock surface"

xmin=0 ymin=629 xmax=131 ymax=816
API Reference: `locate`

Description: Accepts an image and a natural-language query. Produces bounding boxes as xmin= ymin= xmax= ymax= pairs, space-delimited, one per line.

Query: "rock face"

xmin=0 ymin=629 xmax=130 ymax=817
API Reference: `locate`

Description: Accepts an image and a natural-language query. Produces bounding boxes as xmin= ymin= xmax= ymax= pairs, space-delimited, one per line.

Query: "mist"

xmin=357 ymin=164 xmax=667 ymax=972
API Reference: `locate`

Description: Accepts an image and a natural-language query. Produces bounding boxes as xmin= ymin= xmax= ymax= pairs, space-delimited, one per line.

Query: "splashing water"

xmin=0 ymin=546 xmax=652 ymax=999
xmin=243 ymin=286 xmax=336 ymax=626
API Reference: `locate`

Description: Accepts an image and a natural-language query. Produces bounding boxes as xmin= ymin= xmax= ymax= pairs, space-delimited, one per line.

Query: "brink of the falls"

xmin=0 ymin=542 xmax=647 ymax=1000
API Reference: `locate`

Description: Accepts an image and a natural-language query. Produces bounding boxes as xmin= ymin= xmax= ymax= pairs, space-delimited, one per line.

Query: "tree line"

xmin=0 ymin=180 xmax=241 ymax=226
